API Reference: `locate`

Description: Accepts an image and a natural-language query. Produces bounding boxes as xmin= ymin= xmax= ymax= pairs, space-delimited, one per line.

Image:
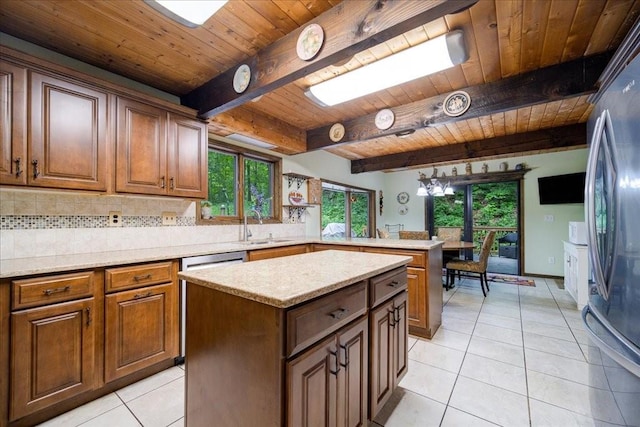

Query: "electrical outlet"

xmin=544 ymin=214 xmax=554 ymax=222
xmin=548 ymin=256 xmax=556 ymax=264
xmin=108 ymin=211 xmax=122 ymax=227
xmin=162 ymin=211 xmax=177 ymax=226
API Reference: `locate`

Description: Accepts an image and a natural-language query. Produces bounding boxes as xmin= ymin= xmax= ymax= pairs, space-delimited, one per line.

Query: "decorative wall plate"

xmin=443 ymin=90 xmax=471 ymax=117
xmin=375 ymin=108 xmax=395 ymax=130
xmin=398 ymin=205 xmax=408 ymax=215
xmin=396 ymin=191 xmax=409 ymax=204
xmin=297 ymin=23 xmax=324 ymax=61
xmin=233 ymin=64 xmax=251 ymax=93
xmin=329 ymin=123 xmax=345 ymax=142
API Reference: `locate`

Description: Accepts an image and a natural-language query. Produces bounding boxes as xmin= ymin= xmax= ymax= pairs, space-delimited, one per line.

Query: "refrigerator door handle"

xmin=582 ymin=305 xmax=640 ymax=378
xmin=586 ymin=112 xmax=609 ymax=299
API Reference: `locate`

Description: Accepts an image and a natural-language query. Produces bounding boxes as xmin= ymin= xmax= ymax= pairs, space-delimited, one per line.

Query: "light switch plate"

xmin=108 ymin=211 xmax=122 ymax=227
xmin=162 ymin=211 xmax=177 ymax=226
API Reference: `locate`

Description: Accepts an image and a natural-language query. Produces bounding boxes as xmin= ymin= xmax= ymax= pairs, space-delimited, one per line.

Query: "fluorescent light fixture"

xmin=226 ymin=133 xmax=276 ymax=149
xmin=145 ymin=0 xmax=227 ymax=28
xmin=306 ymin=30 xmax=468 ymax=107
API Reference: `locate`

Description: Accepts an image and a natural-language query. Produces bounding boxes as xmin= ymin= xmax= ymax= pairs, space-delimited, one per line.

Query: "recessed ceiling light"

xmin=145 ymin=0 xmax=227 ymax=28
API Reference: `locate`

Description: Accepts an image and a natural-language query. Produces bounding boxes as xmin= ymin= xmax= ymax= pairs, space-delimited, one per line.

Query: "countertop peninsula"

xmin=1 ymin=236 xmax=443 ymax=278
xmin=178 ymin=249 xmax=412 ymax=308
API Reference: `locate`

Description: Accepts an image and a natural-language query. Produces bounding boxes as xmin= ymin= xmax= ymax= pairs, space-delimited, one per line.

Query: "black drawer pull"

xmin=133 ymin=274 xmax=152 ymax=282
xmin=329 ymin=308 xmax=348 ymax=319
xmin=134 ymin=291 xmax=153 ymax=299
xmin=43 ymin=286 xmax=70 ymax=296
xmin=329 ymin=348 xmax=340 ymax=376
xmin=387 ymin=280 xmax=400 ymax=288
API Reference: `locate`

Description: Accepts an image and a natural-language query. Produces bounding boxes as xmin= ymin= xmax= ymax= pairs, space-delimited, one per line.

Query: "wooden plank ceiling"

xmin=1 ymin=0 xmax=639 ymax=172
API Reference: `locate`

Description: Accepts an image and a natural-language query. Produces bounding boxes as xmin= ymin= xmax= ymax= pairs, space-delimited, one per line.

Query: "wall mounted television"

xmin=538 ymin=172 xmax=586 ymax=204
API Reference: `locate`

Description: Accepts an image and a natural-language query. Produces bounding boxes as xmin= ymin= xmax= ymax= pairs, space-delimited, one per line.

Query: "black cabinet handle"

xmin=388 ymin=308 xmax=396 ymax=328
xmin=329 ymin=348 xmax=340 ymax=375
xmin=339 ymin=344 xmax=349 ymax=369
xmin=134 ymin=291 xmax=153 ymax=299
xmin=329 ymin=308 xmax=348 ymax=319
xmin=387 ymin=280 xmax=400 ymax=288
xmin=134 ymin=274 xmax=152 ymax=282
xmin=14 ymin=157 xmax=22 ymax=177
xmin=160 ymin=176 xmax=166 ymax=188
xmin=43 ymin=285 xmax=70 ymax=296
xmin=86 ymin=307 xmax=92 ymax=326
xmin=32 ymin=159 xmax=40 ymax=179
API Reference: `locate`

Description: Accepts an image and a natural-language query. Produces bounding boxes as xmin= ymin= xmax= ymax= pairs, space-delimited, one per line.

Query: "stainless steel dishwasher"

xmin=178 ymin=251 xmax=247 ymax=363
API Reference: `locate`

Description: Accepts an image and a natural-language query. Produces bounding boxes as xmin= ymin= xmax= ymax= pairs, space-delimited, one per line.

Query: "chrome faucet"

xmin=243 ymin=209 xmax=262 ymax=241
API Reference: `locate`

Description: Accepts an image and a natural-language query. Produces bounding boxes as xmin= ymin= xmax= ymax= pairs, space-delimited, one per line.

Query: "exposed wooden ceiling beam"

xmin=182 ymin=0 xmax=478 ymax=119
xmin=350 ymin=123 xmax=587 ymax=173
xmin=207 ymin=106 xmax=306 ymax=155
xmin=308 ymin=52 xmax=611 ymax=151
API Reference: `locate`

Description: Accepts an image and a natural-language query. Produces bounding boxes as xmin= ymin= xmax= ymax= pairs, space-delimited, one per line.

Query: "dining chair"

xmin=384 ymin=223 xmax=404 ymax=238
xmin=445 ymin=231 xmax=496 ymax=296
xmin=436 ymin=227 xmax=462 ymax=242
xmin=398 ymin=230 xmax=429 ymax=240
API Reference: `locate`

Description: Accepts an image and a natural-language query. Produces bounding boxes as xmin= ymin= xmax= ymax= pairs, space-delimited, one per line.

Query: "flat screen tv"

xmin=538 ymin=172 xmax=586 ymax=204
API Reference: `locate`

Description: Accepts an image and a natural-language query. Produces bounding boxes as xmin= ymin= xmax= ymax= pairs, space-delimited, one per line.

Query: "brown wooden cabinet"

xmin=287 ymin=316 xmax=368 ymax=427
xmin=0 ymin=60 xmax=27 ymax=185
xmin=116 ymin=97 xmax=206 ymax=198
xmin=9 ymin=271 xmax=101 ymax=421
xmin=0 ymin=64 xmax=108 ymax=190
xmin=104 ymin=262 xmax=179 ymax=383
xmin=368 ymin=269 xmax=408 ymax=419
xmin=247 ymin=244 xmax=309 ymax=261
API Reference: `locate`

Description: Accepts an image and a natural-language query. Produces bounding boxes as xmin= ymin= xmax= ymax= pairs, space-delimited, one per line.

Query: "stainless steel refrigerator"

xmin=582 ymin=30 xmax=640 ymax=424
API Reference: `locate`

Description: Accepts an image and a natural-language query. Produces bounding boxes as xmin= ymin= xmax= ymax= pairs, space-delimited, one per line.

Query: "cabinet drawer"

xmin=106 ymin=261 xmax=174 ymax=293
xmin=12 ymin=271 xmax=95 ymax=310
xmin=370 ymin=267 xmax=407 ymax=308
xmin=362 ymin=248 xmax=426 ymax=268
xmin=287 ymin=281 xmax=367 ymax=357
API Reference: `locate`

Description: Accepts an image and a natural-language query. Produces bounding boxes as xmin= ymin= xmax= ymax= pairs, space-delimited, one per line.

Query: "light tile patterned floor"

xmin=39 ymin=277 xmax=640 ymax=426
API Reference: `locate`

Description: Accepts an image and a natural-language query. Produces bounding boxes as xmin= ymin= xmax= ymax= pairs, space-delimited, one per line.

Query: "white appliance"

xmin=178 ymin=251 xmax=247 ymax=362
xmin=568 ymin=221 xmax=587 ymax=245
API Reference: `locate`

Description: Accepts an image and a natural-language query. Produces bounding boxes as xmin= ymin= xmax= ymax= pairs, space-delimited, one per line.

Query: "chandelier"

xmin=417 ymin=170 xmax=454 ymax=197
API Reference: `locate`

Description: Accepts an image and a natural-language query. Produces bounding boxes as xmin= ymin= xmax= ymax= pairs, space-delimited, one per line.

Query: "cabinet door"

xmin=248 ymin=245 xmax=308 ymax=261
xmin=392 ymin=291 xmax=408 ymax=384
xmin=29 ymin=72 xmax=108 ymax=190
xmin=167 ymin=113 xmax=206 ymax=198
xmin=406 ymin=267 xmax=427 ymax=330
xmin=105 ymin=282 xmax=178 ymax=382
xmin=336 ymin=317 xmax=368 ymax=427
xmin=369 ymin=299 xmax=394 ymax=419
xmin=116 ymin=97 xmax=167 ymax=195
xmin=0 ymin=60 xmax=27 ymax=185
xmin=10 ymin=298 xmax=96 ymax=420
xmin=287 ymin=335 xmax=338 ymax=427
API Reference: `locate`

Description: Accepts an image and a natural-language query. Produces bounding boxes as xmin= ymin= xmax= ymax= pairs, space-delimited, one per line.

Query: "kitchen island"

xmin=179 ymin=250 xmax=412 ymax=426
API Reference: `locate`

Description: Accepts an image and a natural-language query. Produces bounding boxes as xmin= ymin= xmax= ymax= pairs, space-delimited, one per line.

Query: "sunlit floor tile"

xmin=524 ymin=331 xmax=586 ymax=361
xmin=527 ymin=370 xmax=626 ymax=424
xmin=126 ymin=377 xmax=185 ymax=427
xmin=472 ymin=322 xmax=523 ymax=346
xmin=476 ymin=311 xmax=522 ymax=331
xmin=449 ymin=376 xmax=530 ymax=426
xmin=459 ymin=353 xmax=527 ymax=395
xmin=78 ymin=405 xmax=141 ymax=427
xmin=398 ymin=359 xmax=457 ymax=404
xmin=373 ymin=388 xmax=446 ymax=427
xmin=429 ymin=327 xmax=472 ymax=351
xmin=467 ymin=335 xmax=525 ymax=367
xmin=116 ymin=366 xmax=184 ymax=402
xmin=409 ymin=339 xmax=466 ymax=373
xmin=529 ymin=398 xmax=623 ymax=427
xmin=440 ymin=407 xmax=499 ymax=427
xmin=525 ymin=347 xmax=610 ymax=389
xmin=38 ymin=393 xmax=122 ymax=427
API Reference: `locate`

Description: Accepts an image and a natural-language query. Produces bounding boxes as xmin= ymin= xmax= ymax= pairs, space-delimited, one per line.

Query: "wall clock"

xmin=398 ymin=205 xmax=408 ymax=215
xmin=396 ymin=191 xmax=409 ymax=204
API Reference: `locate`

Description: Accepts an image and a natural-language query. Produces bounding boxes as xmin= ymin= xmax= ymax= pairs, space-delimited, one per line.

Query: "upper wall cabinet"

xmin=0 ymin=61 xmax=27 ymax=185
xmin=116 ymin=98 xmax=206 ymax=198
xmin=29 ymin=72 xmax=108 ymax=191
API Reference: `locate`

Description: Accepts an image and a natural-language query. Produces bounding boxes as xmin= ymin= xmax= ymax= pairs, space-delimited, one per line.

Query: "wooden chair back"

xmin=398 ymin=230 xmax=429 ymax=240
xmin=436 ymin=227 xmax=462 ymax=242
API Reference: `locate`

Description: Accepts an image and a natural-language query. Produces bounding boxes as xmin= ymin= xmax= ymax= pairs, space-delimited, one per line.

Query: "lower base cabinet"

xmin=287 ymin=316 xmax=368 ymax=427
xmin=10 ymin=298 xmax=97 ymax=420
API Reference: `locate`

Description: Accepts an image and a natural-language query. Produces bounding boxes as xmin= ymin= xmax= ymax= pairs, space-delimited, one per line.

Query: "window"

xmin=200 ymin=141 xmax=281 ymax=223
xmin=321 ymin=181 xmax=374 ymax=237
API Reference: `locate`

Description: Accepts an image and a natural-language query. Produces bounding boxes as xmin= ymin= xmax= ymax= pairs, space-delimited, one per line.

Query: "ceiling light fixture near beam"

xmin=145 ymin=0 xmax=228 ymax=28
xmin=305 ymin=30 xmax=468 ymax=107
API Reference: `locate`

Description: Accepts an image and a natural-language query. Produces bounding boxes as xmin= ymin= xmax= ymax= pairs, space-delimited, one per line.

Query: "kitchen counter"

xmin=0 ymin=236 xmax=443 ymax=278
xmin=178 ymin=249 xmax=412 ymax=308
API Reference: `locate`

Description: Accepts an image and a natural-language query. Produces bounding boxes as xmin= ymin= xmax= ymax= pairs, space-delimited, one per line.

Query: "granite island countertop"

xmin=178 ymin=250 xmax=412 ymax=308
xmin=1 ymin=236 xmax=442 ymax=278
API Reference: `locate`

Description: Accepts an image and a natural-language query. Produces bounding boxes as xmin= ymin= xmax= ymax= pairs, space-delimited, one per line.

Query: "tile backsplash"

xmin=0 ymin=188 xmax=304 ymax=260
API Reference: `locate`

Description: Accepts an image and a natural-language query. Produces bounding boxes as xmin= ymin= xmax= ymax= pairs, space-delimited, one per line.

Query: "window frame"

xmin=198 ymin=140 xmax=282 ymax=225
xmin=320 ymin=180 xmax=376 ymax=237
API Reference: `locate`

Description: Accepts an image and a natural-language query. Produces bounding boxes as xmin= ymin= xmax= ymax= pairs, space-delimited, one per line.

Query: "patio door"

xmin=427 ymin=180 xmax=521 ymax=275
